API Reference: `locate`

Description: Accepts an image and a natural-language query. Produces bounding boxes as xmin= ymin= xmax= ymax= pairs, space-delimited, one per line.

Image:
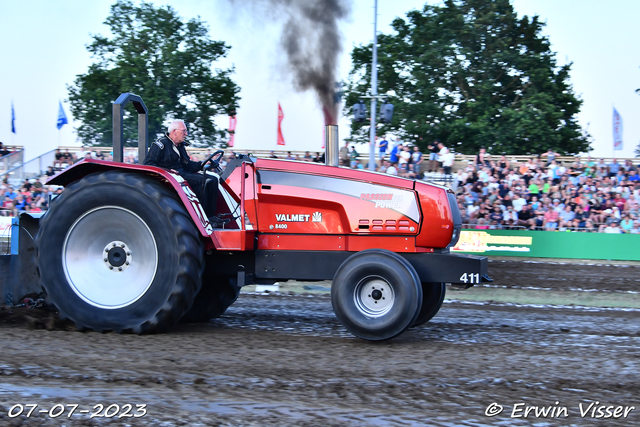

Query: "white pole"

xmin=368 ymin=0 xmax=378 ymax=171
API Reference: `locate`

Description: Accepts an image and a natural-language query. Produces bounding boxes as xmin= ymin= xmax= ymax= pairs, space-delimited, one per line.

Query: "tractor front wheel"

xmin=331 ymin=249 xmax=422 ymax=341
xmin=412 ymin=283 xmax=446 ymax=327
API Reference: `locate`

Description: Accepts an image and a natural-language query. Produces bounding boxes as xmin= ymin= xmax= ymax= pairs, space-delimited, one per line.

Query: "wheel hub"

xmin=63 ymin=206 xmax=158 ymax=309
xmin=354 ymin=277 xmax=395 ymax=318
xmin=104 ymin=241 xmax=131 ymax=271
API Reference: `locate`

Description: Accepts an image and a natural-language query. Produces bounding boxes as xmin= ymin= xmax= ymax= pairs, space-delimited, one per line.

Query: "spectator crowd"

xmin=454 ymin=154 xmax=640 ymax=234
xmin=1 ymin=175 xmax=56 ymax=217
xmin=3 ymin=142 xmax=640 ymax=234
xmin=1 ymin=147 xmax=113 ymax=218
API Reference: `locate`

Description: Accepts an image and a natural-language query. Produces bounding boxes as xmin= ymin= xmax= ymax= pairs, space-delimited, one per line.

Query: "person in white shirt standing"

xmin=437 ymin=142 xmax=448 ymax=166
xmin=440 ymin=148 xmax=455 ymax=175
xmin=398 ymin=145 xmax=412 ymax=167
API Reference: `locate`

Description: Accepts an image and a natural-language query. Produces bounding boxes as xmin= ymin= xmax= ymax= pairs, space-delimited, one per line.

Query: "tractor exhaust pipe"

xmin=325 ymin=125 xmax=339 ymax=166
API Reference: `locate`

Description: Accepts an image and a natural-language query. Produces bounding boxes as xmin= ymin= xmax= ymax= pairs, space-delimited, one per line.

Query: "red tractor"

xmin=34 ymin=94 xmax=489 ymax=341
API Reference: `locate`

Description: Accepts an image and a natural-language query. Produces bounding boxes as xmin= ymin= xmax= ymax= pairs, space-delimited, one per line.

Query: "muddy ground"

xmin=0 ymin=259 xmax=639 ymax=426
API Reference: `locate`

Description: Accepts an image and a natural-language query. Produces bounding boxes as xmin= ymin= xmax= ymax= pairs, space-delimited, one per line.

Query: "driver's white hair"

xmin=168 ymin=120 xmax=186 ymax=133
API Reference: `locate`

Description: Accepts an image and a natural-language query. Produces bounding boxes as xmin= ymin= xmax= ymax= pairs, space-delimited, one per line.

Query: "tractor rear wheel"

xmin=412 ymin=283 xmax=446 ymax=327
xmin=331 ymin=249 xmax=422 ymax=341
xmin=180 ymin=275 xmax=240 ymax=323
xmin=35 ymin=171 xmax=203 ymax=333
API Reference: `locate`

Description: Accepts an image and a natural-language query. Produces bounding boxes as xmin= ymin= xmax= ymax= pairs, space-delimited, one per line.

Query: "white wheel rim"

xmin=354 ymin=276 xmax=395 ymax=318
xmin=62 ymin=206 xmax=158 ymax=309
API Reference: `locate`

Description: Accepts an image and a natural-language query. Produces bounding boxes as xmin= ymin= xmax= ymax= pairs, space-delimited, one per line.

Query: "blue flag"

xmin=11 ymin=102 xmax=15 ymax=134
xmin=57 ymin=101 xmax=68 ymax=130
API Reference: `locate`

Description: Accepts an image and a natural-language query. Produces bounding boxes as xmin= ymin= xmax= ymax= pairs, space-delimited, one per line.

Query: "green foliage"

xmin=344 ymin=0 xmax=590 ymax=155
xmin=67 ymin=0 xmax=240 ymax=147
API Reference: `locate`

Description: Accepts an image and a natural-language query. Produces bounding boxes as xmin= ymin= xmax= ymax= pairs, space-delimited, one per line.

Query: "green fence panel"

xmin=452 ymin=229 xmax=640 ymax=261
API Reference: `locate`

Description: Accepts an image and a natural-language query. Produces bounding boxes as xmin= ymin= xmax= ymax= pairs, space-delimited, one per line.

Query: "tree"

xmin=68 ymin=0 xmax=240 ymax=147
xmin=344 ymin=0 xmax=590 ymax=155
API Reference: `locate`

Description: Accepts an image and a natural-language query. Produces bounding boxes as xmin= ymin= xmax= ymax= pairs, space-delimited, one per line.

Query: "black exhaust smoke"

xmin=230 ymin=0 xmax=350 ymax=125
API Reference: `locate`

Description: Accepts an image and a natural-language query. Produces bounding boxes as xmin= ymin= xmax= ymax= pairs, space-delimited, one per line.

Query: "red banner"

xmin=277 ymin=102 xmax=285 ymax=146
xmin=228 ymin=115 xmax=237 ymax=147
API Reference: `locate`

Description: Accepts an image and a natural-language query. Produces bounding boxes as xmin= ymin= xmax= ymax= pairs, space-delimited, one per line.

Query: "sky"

xmin=0 ymin=0 xmax=639 ymax=162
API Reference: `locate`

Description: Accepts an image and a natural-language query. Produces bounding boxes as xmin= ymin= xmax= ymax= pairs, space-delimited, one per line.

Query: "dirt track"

xmin=487 ymin=259 xmax=640 ymax=293
xmin=0 ymin=260 xmax=639 ymax=426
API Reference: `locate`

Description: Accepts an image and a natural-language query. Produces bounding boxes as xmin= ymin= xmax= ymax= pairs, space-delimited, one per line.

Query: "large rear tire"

xmin=331 ymin=249 xmax=422 ymax=341
xmin=412 ymin=283 xmax=446 ymax=327
xmin=35 ymin=171 xmax=204 ymax=333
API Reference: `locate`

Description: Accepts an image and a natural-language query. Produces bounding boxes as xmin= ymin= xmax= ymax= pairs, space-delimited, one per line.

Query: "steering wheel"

xmin=201 ymin=150 xmax=224 ymax=173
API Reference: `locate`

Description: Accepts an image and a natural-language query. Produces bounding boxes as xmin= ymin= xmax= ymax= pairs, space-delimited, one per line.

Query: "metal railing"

xmin=422 ymin=172 xmax=456 ymax=188
xmin=4 ymin=149 xmax=57 ymax=187
xmin=0 ymin=150 xmax=24 ymax=176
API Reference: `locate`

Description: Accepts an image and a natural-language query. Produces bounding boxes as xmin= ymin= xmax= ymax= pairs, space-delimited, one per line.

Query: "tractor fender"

xmin=47 ymin=159 xmax=214 ymax=238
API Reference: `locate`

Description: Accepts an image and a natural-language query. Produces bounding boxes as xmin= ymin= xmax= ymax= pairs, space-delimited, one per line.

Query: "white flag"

xmin=613 ymin=107 xmax=623 ymax=151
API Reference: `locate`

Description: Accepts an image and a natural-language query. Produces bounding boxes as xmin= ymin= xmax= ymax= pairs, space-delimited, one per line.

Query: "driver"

xmin=144 ymin=120 xmax=226 ymax=227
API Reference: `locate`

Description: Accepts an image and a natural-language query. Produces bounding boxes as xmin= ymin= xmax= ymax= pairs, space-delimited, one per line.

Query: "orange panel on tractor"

xmin=255 ymin=168 xmax=421 ymax=236
xmin=414 ymin=181 xmax=454 ymax=248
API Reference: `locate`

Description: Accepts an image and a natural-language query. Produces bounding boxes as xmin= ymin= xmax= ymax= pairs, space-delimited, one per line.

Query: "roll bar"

xmin=112 ymin=93 xmax=148 ymax=163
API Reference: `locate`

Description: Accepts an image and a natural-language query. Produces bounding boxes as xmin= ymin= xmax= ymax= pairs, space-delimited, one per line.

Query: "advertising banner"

xmin=452 ymin=229 xmax=640 ymax=261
